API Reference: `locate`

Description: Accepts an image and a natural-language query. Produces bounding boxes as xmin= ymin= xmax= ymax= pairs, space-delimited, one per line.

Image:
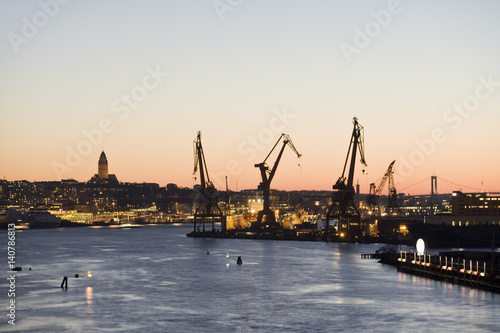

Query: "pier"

xmin=395 ymin=250 xmax=500 ymax=293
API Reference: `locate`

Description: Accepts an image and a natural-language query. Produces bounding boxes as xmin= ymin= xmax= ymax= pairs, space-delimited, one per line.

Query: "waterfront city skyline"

xmin=1 ymin=1 xmax=500 ymax=194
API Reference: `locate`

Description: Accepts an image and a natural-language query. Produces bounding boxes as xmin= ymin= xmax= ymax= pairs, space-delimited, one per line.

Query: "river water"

xmin=1 ymin=224 xmax=498 ymax=332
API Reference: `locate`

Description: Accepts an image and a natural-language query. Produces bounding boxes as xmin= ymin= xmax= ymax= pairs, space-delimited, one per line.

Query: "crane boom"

xmin=264 ymin=134 xmax=301 ymax=184
xmin=193 ymin=131 xmax=214 ymax=192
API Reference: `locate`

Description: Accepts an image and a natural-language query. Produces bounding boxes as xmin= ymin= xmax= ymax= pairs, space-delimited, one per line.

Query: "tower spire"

xmin=98 ymin=151 xmax=108 ymax=179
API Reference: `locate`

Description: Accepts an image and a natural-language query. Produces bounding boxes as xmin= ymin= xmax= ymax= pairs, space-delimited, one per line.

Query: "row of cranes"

xmin=192 ymin=118 xmax=399 ymax=236
xmin=192 ymin=131 xmax=302 ymax=233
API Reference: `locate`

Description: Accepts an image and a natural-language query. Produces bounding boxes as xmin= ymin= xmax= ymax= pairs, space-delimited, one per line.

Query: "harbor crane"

xmin=326 ymin=117 xmax=367 ymax=236
xmin=192 ymin=131 xmax=224 ymax=233
xmin=367 ymin=160 xmax=399 ymax=212
xmin=366 ymin=161 xmax=396 ymax=206
xmin=254 ymin=133 xmax=301 ymax=230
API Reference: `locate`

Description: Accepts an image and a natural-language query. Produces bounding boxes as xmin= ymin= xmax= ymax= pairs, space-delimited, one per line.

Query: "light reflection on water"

xmin=86 ymin=286 xmax=93 ymax=310
xmin=0 ymin=224 xmax=498 ymax=332
xmin=85 ymin=286 xmax=95 ymax=331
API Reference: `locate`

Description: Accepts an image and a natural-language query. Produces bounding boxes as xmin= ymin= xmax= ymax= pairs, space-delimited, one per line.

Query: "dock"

xmin=395 ymin=250 xmax=500 ymax=293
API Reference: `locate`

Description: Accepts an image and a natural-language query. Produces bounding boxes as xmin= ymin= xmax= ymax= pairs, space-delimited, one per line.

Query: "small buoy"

xmin=237 ymin=256 xmax=242 ymax=265
xmin=226 ymin=253 xmax=229 ymax=258
xmin=207 ymin=249 xmax=210 ymax=255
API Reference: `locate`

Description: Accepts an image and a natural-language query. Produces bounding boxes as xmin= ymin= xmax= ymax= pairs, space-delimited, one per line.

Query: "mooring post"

xmin=61 ymin=276 xmax=68 ymax=289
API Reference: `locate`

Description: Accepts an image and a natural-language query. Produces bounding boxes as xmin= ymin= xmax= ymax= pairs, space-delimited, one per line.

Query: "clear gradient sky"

xmin=1 ymin=0 xmax=499 ymax=194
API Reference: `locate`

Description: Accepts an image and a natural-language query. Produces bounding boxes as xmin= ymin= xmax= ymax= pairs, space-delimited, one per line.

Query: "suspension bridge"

xmin=398 ymin=176 xmax=500 ymax=196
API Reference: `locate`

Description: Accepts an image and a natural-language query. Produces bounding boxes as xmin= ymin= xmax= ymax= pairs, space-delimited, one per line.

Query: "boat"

xmin=23 ymin=211 xmax=61 ymax=228
xmin=0 ymin=209 xmax=23 ymax=229
xmin=115 ymin=223 xmax=143 ymax=228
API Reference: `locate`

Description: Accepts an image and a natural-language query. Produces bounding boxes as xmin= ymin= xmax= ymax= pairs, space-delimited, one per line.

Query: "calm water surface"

xmin=1 ymin=224 xmax=498 ymax=332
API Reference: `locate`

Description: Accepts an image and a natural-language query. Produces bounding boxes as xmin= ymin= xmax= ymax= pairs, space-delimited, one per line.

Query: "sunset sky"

xmin=1 ymin=0 xmax=499 ymax=194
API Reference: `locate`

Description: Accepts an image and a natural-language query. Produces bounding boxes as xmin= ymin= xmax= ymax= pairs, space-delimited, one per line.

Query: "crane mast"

xmin=192 ymin=131 xmax=224 ymax=233
xmin=254 ymin=133 xmax=301 ymax=231
xmin=326 ymin=117 xmax=367 ymax=237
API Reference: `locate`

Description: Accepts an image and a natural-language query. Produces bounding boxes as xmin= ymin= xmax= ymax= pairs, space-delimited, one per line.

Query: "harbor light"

xmin=87 ymin=271 xmax=92 ymax=278
xmin=416 ymin=238 xmax=425 ymax=255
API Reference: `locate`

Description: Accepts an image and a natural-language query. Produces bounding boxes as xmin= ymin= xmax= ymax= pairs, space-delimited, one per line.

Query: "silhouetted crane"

xmin=326 ymin=117 xmax=367 ymax=236
xmin=192 ymin=131 xmax=223 ymax=233
xmin=254 ymin=134 xmax=301 ymax=231
xmin=367 ymin=160 xmax=399 ymax=215
xmin=367 ymin=160 xmax=395 ymax=206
